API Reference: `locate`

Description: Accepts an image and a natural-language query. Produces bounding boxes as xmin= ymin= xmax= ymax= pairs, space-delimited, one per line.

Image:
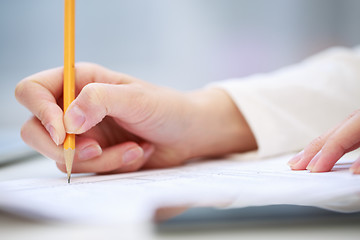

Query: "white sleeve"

xmin=209 ymin=47 xmax=360 ymax=158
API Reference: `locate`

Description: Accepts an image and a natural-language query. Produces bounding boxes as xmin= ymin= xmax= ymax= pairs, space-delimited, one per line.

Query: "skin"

xmin=15 ymin=63 xmax=360 ymax=175
xmin=15 ymin=63 xmax=257 ymax=174
xmin=288 ymin=109 xmax=360 ymax=174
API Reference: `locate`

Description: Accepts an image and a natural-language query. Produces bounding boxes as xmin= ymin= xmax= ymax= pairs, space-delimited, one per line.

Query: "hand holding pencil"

xmin=15 ymin=63 xmax=256 ymax=174
xmin=14 ymin=59 xmax=360 ymax=175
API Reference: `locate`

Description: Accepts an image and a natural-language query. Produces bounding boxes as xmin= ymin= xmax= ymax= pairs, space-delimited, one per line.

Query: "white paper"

xmin=0 ymin=153 xmax=359 ymax=224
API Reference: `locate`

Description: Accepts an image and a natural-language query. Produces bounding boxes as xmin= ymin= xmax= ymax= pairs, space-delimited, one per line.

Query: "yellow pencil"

xmin=64 ymin=0 xmax=75 ymax=184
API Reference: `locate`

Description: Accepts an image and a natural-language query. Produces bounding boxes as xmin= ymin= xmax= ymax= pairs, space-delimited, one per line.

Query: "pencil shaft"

xmin=64 ymin=0 xmax=75 ymax=125
xmin=64 ymin=0 xmax=75 ymax=182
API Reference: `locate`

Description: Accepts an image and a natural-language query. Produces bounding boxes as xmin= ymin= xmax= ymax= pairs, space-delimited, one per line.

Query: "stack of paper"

xmin=0 ymin=153 xmax=359 ymax=224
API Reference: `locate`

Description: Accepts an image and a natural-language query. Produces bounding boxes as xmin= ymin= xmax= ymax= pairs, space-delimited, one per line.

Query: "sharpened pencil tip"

xmin=64 ymin=148 xmax=75 ymax=185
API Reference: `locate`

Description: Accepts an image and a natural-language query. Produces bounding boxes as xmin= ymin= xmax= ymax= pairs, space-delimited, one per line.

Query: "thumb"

xmin=64 ymin=82 xmax=152 ymax=134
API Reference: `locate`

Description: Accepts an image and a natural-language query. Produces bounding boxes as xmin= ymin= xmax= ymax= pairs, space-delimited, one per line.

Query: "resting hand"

xmin=15 ymin=63 xmax=256 ymax=174
xmin=288 ymin=110 xmax=360 ymax=174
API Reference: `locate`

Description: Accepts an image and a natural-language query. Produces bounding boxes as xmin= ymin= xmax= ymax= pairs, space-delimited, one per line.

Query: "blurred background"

xmin=1 ymin=0 xmax=360 ymax=129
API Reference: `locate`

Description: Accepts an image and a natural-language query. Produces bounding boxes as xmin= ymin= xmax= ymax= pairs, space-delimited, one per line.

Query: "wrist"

xmin=183 ymin=88 xmax=257 ymax=160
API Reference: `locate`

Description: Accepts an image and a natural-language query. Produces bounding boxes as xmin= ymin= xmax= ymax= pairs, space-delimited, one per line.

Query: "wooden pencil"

xmin=64 ymin=0 xmax=75 ymax=184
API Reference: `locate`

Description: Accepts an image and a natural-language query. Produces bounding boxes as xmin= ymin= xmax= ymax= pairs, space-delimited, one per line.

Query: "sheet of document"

xmin=0 ymin=153 xmax=359 ymax=224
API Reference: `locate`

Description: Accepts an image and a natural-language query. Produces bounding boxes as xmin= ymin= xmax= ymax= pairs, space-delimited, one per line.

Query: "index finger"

xmin=15 ymin=63 xmax=133 ymax=145
xmin=15 ymin=67 xmax=65 ymax=145
xmin=310 ymin=110 xmax=360 ymax=172
xmin=16 ymin=63 xmax=132 ymax=106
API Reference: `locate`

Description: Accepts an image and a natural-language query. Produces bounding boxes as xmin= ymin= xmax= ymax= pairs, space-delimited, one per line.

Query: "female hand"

xmin=15 ymin=63 xmax=256 ymax=174
xmin=288 ymin=109 xmax=360 ymax=174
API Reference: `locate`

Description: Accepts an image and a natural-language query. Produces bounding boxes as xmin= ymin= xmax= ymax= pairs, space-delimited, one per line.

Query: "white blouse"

xmin=211 ymin=46 xmax=360 ymax=157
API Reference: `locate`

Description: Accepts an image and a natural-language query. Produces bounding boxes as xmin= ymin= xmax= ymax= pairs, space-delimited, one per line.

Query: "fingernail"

xmin=306 ymin=150 xmax=322 ymax=171
xmin=288 ymin=150 xmax=304 ymax=167
xmin=78 ymin=144 xmax=102 ymax=161
xmin=65 ymin=105 xmax=85 ymax=133
xmin=45 ymin=124 xmax=60 ymax=145
xmin=123 ymin=146 xmax=143 ymax=164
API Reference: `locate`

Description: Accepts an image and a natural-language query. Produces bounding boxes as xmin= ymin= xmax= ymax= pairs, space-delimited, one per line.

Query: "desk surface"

xmin=0 ymin=155 xmax=359 ymax=240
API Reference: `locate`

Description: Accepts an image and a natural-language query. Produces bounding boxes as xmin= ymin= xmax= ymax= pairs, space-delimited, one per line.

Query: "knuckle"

xmin=81 ymin=83 xmax=107 ymax=106
xmin=309 ymin=136 xmax=325 ymax=149
xmin=304 ymin=135 xmax=326 ymax=155
xmin=76 ymin=62 xmax=104 ymax=82
xmin=324 ymin=137 xmax=340 ymax=148
xmin=123 ymin=85 xmax=156 ymax=123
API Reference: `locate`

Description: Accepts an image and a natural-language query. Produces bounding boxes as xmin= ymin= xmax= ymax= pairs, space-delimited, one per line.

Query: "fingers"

xmin=288 ymin=110 xmax=360 ymax=173
xmin=64 ymin=82 xmax=155 ymax=134
xmin=21 ymin=114 xmax=154 ymax=173
xmin=288 ymin=134 xmax=333 ymax=170
xmin=15 ymin=63 xmax=136 ymax=145
xmin=22 ymin=116 xmax=156 ymax=174
xmin=15 ymin=68 xmax=66 ymax=145
xmin=56 ymin=142 xmax=155 ymax=174
xmin=287 ymin=121 xmax=343 ymax=170
xmin=21 ymin=117 xmax=63 ymax=161
xmin=308 ymin=110 xmax=360 ymax=172
xmin=21 ymin=117 xmax=103 ymax=163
